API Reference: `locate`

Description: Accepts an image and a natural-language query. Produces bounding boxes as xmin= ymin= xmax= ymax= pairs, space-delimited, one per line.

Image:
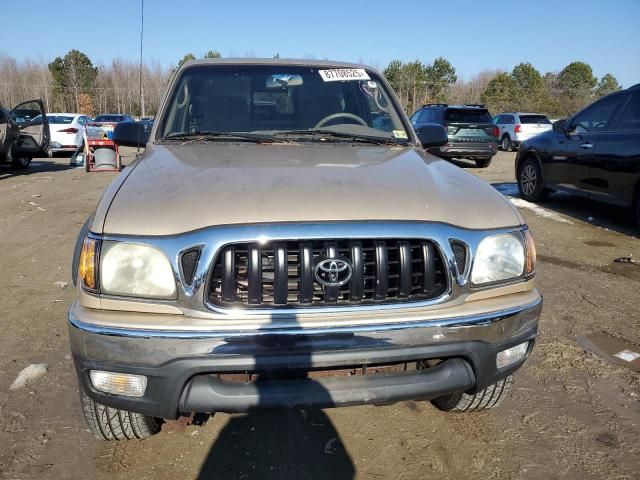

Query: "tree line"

xmin=0 ymin=49 xmax=623 ymax=120
xmin=384 ymin=58 xmax=622 ymax=117
xmin=0 ymin=49 xmax=228 ymax=117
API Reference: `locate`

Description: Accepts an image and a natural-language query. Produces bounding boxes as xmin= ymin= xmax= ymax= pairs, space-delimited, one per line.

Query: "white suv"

xmin=493 ymin=112 xmax=552 ymax=151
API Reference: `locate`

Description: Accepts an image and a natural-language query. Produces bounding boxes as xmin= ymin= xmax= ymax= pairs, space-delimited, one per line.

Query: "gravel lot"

xmin=0 ymin=150 xmax=639 ymax=479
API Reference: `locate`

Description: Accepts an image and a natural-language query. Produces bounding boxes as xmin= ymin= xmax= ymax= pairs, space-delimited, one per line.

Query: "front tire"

xmin=475 ymin=157 xmax=492 ymax=168
xmin=517 ymin=157 xmax=549 ymax=201
xmin=8 ymin=148 xmax=31 ymax=170
xmin=501 ymin=135 xmax=512 ymax=152
xmin=80 ymin=389 xmax=161 ymax=440
xmin=431 ymin=375 xmax=513 ymax=412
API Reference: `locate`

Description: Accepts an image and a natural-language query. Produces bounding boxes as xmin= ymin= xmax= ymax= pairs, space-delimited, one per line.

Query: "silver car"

xmin=493 ymin=112 xmax=552 ymax=151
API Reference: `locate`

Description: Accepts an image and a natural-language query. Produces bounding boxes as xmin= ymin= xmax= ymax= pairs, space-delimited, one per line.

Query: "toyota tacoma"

xmin=69 ymin=59 xmax=541 ymax=440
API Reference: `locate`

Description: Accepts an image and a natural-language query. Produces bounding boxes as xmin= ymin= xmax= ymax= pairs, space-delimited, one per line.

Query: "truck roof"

xmin=182 ymin=57 xmax=375 ymax=71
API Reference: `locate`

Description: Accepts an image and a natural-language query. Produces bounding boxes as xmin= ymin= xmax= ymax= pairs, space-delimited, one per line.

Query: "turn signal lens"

xmin=90 ymin=370 xmax=147 ymax=397
xmin=79 ymin=237 xmax=100 ymax=292
xmin=524 ymin=230 xmax=536 ymax=277
xmin=496 ymin=341 xmax=529 ymax=369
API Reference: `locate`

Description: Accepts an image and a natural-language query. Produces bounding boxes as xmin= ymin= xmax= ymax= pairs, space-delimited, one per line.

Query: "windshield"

xmin=445 ymin=109 xmax=492 ymax=123
xmin=95 ymin=115 xmax=126 ymax=122
xmin=520 ymin=115 xmax=551 ymax=124
xmin=11 ymin=109 xmax=41 ymax=125
xmin=159 ymin=65 xmax=409 ymax=143
xmin=47 ymin=115 xmax=74 ymax=124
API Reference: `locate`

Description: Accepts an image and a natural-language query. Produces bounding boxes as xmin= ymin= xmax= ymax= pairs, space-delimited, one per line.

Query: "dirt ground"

xmin=0 ymin=150 xmax=639 ymax=480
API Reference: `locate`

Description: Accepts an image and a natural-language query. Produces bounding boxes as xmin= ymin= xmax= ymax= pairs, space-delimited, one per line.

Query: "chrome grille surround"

xmin=87 ymin=221 xmax=529 ymax=316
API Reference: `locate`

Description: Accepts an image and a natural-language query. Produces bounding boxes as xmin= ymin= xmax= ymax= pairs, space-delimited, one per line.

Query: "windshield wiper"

xmin=273 ymin=129 xmax=407 ymax=146
xmin=163 ymin=131 xmax=287 ymax=144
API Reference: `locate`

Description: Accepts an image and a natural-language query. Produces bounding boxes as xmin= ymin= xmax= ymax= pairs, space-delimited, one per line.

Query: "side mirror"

xmin=112 ymin=121 xmax=151 ymax=148
xmin=415 ymin=124 xmax=448 ymax=149
xmin=552 ymin=118 xmax=566 ymax=133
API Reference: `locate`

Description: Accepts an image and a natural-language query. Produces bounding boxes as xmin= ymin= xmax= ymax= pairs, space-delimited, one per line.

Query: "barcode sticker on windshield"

xmin=318 ymin=69 xmax=370 ymax=82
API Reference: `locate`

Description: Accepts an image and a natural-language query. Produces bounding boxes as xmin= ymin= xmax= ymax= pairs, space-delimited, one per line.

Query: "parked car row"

xmin=406 ymin=83 xmax=640 ymax=228
xmin=493 ymin=112 xmax=552 ymax=152
xmin=29 ymin=113 xmax=104 ymax=155
xmin=516 ymin=83 xmax=640 ymax=226
xmin=411 ymin=103 xmax=498 ymax=168
xmin=0 ymin=106 xmax=151 ymax=169
xmin=410 ymin=104 xmax=555 ymax=169
xmin=90 ymin=114 xmax=136 ymax=139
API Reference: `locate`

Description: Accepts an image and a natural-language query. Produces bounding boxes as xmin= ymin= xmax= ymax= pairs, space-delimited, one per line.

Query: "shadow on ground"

xmin=193 ymin=306 xmax=357 ymax=480
xmin=197 ymin=409 xmax=354 ymax=480
xmin=446 ymin=158 xmax=485 ymax=169
xmin=491 ymin=182 xmax=638 ymax=239
xmin=0 ymin=159 xmax=73 ymax=180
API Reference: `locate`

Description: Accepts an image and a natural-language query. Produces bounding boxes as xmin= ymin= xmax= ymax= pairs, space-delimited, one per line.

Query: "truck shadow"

xmin=197 ymin=408 xmax=354 ymax=479
xmin=196 ymin=313 xmax=358 ymax=480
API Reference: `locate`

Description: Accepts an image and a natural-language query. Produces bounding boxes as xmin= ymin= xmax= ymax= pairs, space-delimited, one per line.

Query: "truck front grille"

xmin=207 ymin=239 xmax=448 ymax=309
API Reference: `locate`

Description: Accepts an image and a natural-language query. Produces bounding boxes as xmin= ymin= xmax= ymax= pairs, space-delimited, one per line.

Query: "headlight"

xmin=471 ymin=233 xmax=526 ymax=285
xmin=100 ymin=242 xmax=176 ymax=298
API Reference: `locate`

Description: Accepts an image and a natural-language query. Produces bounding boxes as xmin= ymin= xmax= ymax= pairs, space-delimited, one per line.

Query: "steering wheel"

xmin=314 ymin=112 xmax=367 ymax=129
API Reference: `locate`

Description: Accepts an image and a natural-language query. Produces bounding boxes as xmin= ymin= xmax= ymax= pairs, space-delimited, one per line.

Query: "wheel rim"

xmin=18 ymin=156 xmax=29 ymax=167
xmin=520 ymin=164 xmax=537 ymax=196
xmin=502 ymin=137 xmax=509 ymax=150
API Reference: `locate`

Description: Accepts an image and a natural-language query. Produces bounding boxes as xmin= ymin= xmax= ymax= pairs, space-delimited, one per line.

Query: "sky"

xmin=1 ymin=0 xmax=639 ymax=87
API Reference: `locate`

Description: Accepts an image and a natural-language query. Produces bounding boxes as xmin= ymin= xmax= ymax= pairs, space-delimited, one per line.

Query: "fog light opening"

xmin=89 ymin=370 xmax=147 ymax=397
xmin=496 ymin=341 xmax=529 ymax=369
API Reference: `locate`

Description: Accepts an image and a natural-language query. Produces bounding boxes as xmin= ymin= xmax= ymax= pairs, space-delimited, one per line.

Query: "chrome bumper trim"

xmin=69 ymin=297 xmax=541 ymax=340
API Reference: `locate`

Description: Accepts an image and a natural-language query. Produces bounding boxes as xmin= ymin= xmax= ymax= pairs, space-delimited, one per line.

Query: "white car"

xmin=493 ymin=112 xmax=553 ymax=152
xmin=44 ymin=113 xmax=104 ymax=154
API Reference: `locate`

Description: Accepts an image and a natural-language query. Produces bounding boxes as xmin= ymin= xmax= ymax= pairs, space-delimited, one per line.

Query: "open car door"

xmin=9 ymin=99 xmax=50 ymax=158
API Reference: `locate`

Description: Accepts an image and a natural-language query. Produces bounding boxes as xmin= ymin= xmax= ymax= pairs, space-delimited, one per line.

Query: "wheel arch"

xmin=515 ymin=150 xmax=543 ymax=179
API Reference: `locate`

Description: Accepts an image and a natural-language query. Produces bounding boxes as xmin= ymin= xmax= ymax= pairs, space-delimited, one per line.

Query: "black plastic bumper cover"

xmin=74 ymin=331 xmax=535 ymax=419
xmin=179 ymin=358 xmax=475 ymax=413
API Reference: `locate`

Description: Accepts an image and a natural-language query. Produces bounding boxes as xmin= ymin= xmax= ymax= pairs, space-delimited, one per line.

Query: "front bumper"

xmin=435 ymin=141 xmax=498 ymax=159
xmin=50 ymin=140 xmax=80 ymax=152
xmin=51 ymin=147 xmax=79 ymax=153
xmin=69 ymin=294 xmax=541 ymax=418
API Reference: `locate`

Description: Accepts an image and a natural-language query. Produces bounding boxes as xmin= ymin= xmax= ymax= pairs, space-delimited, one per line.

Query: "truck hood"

xmin=96 ymin=144 xmax=522 ymax=236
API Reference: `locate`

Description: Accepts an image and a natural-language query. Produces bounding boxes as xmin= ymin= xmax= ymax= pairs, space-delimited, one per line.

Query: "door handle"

xmin=581 ymin=143 xmax=594 ymax=149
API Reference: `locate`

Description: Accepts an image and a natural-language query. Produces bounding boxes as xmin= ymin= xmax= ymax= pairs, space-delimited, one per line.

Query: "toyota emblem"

xmin=314 ymin=258 xmax=353 ymax=287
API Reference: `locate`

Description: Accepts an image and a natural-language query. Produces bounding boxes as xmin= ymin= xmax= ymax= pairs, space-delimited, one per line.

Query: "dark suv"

xmin=411 ymin=104 xmax=499 ymax=168
xmin=516 ymin=83 xmax=640 ymax=227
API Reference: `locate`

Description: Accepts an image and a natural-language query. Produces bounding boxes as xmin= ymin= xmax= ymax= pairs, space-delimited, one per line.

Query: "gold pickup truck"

xmin=69 ymin=59 xmax=541 ymax=440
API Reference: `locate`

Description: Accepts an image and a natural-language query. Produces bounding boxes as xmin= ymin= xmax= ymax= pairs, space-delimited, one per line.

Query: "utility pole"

xmin=139 ymin=0 xmax=145 ymax=119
